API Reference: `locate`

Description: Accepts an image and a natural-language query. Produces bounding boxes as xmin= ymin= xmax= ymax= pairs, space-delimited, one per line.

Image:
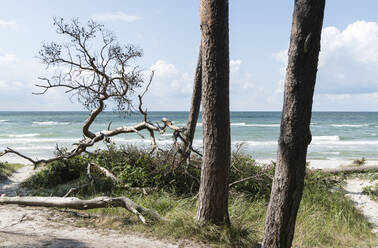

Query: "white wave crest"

xmin=231 ymin=122 xmax=280 ymax=127
xmin=32 ymin=121 xmax=70 ymax=126
xmin=331 ymin=124 xmax=368 ymax=127
xmin=7 ymin=133 xmax=40 ymax=138
xmin=0 ymin=138 xmax=78 ymax=144
xmin=232 ymin=140 xmax=277 ymax=146
xmin=161 ymin=133 xmax=173 ymax=137
xmin=312 ymin=136 xmax=340 ymax=141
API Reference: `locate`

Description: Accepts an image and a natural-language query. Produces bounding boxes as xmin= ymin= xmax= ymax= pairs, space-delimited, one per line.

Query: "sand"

xmin=0 ymin=158 xmax=202 ymax=248
xmin=344 ymin=179 xmax=378 ymax=234
xmin=0 ymin=154 xmax=377 ymax=247
xmin=257 ymin=159 xmax=378 ymax=170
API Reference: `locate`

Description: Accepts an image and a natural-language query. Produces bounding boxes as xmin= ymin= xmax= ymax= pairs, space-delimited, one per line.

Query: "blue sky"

xmin=0 ymin=1 xmax=378 ymax=111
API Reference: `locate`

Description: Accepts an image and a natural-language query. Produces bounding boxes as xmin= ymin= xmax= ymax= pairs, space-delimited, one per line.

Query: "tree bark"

xmin=196 ymin=0 xmax=231 ymax=225
xmin=262 ymin=1 xmax=326 ymax=247
xmin=184 ymin=46 xmax=202 ymax=152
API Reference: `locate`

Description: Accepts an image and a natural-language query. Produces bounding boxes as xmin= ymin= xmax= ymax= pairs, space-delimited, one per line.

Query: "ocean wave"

xmin=322 ymin=151 xmax=340 ymax=155
xmin=0 ymin=120 xmax=8 ymax=123
xmin=197 ymin=122 xmax=280 ymax=127
xmin=10 ymin=146 xmax=55 ymax=151
xmin=32 ymin=121 xmax=70 ymax=126
xmin=330 ymin=124 xmax=368 ymax=127
xmin=313 ymin=140 xmax=378 ymax=146
xmin=231 ymin=122 xmax=280 ymax=127
xmin=0 ymin=138 xmax=78 ymax=144
xmin=312 ymin=136 xmax=340 ymax=141
xmin=7 ymin=133 xmax=40 ymax=138
xmin=161 ymin=133 xmax=173 ymax=137
xmin=234 ymin=141 xmax=276 ymax=146
xmin=246 ymin=124 xmax=280 ymax=127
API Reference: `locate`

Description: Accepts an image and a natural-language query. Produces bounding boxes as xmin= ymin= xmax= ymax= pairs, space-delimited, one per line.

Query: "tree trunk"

xmin=196 ymin=0 xmax=231 ymax=225
xmin=262 ymin=1 xmax=326 ymax=247
xmin=184 ymin=46 xmax=202 ymax=152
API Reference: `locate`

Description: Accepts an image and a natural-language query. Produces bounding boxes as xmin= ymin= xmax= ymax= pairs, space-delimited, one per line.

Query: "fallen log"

xmin=316 ymin=165 xmax=378 ymax=174
xmin=0 ymin=196 xmax=163 ymax=224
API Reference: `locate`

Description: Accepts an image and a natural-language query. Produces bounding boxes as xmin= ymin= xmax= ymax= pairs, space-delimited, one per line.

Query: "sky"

xmin=0 ymin=1 xmax=378 ymax=111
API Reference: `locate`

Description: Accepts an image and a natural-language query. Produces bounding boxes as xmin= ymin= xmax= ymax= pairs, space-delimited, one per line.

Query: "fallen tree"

xmin=0 ymin=18 xmax=199 ymax=169
xmin=0 ymin=18 xmax=202 ymax=223
xmin=0 ymin=196 xmax=163 ymax=224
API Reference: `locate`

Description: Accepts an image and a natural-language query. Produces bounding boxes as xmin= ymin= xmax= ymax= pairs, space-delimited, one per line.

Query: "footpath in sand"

xmin=0 ymin=163 xmax=198 ymax=248
xmin=345 ymin=178 xmax=378 ymax=234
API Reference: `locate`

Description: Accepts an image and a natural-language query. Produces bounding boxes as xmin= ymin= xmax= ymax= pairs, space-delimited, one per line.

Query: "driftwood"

xmin=0 ymin=196 xmax=163 ymax=224
xmin=317 ymin=165 xmax=378 ymax=174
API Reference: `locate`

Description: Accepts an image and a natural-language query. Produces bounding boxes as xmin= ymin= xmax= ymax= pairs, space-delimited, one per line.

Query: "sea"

xmin=1 ymin=111 xmax=378 ymax=161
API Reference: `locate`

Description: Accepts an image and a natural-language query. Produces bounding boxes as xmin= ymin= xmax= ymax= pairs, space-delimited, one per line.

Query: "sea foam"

xmin=7 ymin=133 xmax=40 ymax=138
xmin=330 ymin=124 xmax=368 ymax=127
xmin=32 ymin=121 xmax=70 ymax=126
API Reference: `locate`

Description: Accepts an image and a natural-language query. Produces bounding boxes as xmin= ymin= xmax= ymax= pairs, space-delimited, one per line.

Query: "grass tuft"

xmin=0 ymin=162 xmax=24 ymax=181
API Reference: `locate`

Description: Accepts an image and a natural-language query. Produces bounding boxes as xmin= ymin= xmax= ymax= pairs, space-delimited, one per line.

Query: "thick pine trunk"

xmin=184 ymin=46 xmax=202 ymax=151
xmin=262 ymin=0 xmax=325 ymax=247
xmin=196 ymin=0 xmax=231 ymax=225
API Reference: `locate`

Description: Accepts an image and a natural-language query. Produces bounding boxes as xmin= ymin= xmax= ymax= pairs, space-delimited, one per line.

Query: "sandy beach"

xmin=257 ymin=159 xmax=378 ymax=170
xmin=1 ymin=153 xmax=377 ymax=242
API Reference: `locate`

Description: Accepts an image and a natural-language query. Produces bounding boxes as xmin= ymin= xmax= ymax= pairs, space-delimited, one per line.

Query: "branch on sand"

xmin=0 ymin=196 xmax=164 ymax=224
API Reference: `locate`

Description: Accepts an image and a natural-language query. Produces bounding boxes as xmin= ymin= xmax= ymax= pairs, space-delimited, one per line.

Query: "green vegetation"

xmin=352 ymin=157 xmax=367 ymax=166
xmin=362 ymin=183 xmax=378 ymax=202
xmin=22 ymin=147 xmax=378 ymax=247
xmin=0 ymin=162 xmax=24 ymax=181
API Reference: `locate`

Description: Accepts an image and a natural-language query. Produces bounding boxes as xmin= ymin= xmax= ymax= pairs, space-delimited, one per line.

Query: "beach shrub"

xmin=22 ymin=145 xmax=274 ymax=198
xmin=22 ymin=156 xmax=88 ymax=188
xmin=0 ymin=162 xmax=23 ymax=181
xmin=23 ymin=145 xmax=201 ymax=195
xmin=362 ymin=183 xmax=378 ymax=201
xmin=229 ymin=152 xmax=273 ymax=200
xmin=352 ymin=157 xmax=366 ymax=166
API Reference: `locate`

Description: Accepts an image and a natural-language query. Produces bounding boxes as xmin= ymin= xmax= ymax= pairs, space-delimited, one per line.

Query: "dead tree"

xmin=182 ymin=46 xmax=202 ymax=156
xmin=196 ymin=0 xmax=231 ymax=225
xmin=0 ymin=196 xmax=164 ymax=224
xmin=262 ymin=1 xmax=326 ymax=247
xmin=0 ymin=18 xmax=194 ymax=168
xmin=0 ymin=18 xmax=195 ymax=222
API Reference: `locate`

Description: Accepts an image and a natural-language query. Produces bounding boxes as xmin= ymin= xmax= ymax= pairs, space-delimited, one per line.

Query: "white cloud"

xmin=0 ymin=19 xmax=17 ymax=29
xmin=151 ymin=60 xmax=179 ymax=77
xmin=0 ymin=54 xmax=82 ymax=111
xmin=230 ymin=59 xmax=242 ymax=74
xmin=138 ymin=60 xmax=193 ymax=110
xmin=273 ymin=20 xmax=378 ymax=96
xmin=143 ymin=58 xmax=271 ymax=110
xmin=92 ymin=12 xmax=141 ymax=22
xmin=0 ymin=53 xmax=18 ymax=63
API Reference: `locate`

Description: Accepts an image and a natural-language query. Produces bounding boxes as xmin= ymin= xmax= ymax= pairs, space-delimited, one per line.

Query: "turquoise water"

xmin=1 ymin=111 xmax=378 ymax=160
